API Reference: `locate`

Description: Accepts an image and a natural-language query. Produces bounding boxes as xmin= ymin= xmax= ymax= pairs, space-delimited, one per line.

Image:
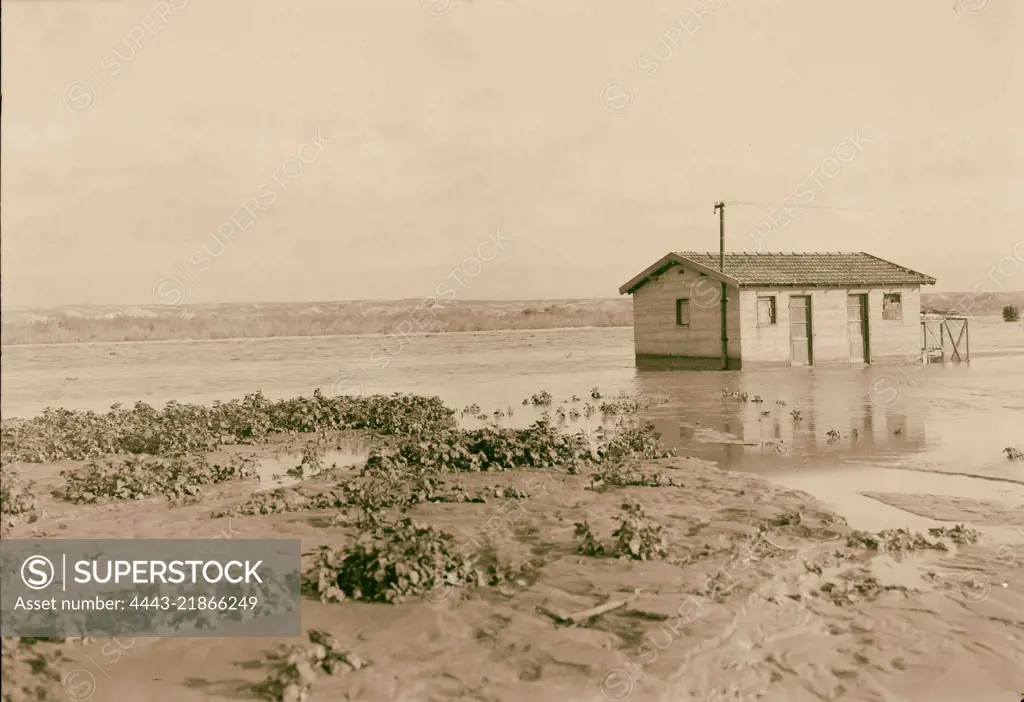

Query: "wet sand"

xmin=4 ymin=434 xmax=1022 ymax=702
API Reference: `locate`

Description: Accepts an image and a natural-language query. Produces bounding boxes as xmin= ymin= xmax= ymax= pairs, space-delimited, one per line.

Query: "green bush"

xmin=1003 ymin=305 xmax=1020 ymax=322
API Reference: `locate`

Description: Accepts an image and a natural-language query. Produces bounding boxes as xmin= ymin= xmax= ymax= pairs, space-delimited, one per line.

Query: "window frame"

xmin=675 ymin=298 xmax=690 ymax=327
xmin=756 ymin=296 xmax=777 ymax=326
xmin=882 ymin=293 xmax=903 ymax=321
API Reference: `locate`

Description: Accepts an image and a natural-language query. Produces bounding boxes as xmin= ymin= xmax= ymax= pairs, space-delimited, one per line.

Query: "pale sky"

xmin=2 ymin=0 xmax=1022 ymax=308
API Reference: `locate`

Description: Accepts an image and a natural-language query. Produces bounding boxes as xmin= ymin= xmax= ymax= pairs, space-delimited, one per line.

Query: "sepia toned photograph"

xmin=1 ymin=1 xmax=1022 ymax=700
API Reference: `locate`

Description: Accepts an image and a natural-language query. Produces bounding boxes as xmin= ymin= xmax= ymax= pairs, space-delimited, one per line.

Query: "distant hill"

xmin=2 ymin=291 xmax=1020 ymax=345
xmin=921 ymin=291 xmax=1024 ymax=317
xmin=0 ymin=299 xmax=633 ymax=345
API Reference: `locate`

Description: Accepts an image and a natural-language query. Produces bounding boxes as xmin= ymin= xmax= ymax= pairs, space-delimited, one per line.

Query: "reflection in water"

xmin=254 ymin=436 xmax=371 ymax=492
xmin=632 ymin=366 xmax=932 ymax=474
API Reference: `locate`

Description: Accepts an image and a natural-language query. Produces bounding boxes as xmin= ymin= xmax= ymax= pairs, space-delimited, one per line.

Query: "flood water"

xmin=3 ymin=325 xmax=1023 ymax=529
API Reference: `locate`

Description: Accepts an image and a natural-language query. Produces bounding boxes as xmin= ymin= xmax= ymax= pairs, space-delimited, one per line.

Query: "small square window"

xmin=757 ymin=296 xmax=777 ymax=326
xmin=883 ymin=293 xmax=903 ymax=321
xmin=676 ymin=298 xmax=690 ymax=327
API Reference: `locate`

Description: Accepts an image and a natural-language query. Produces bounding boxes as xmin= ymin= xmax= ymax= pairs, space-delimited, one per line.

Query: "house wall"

xmin=631 ymin=263 xmax=742 ymax=367
xmin=866 ymin=286 xmax=922 ymax=362
xmin=738 ymin=285 xmax=922 ymax=366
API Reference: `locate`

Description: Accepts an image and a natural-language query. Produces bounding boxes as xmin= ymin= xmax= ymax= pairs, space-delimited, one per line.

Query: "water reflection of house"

xmin=725 ymin=368 xmax=927 ymax=455
xmin=619 ymin=252 xmax=936 ymax=370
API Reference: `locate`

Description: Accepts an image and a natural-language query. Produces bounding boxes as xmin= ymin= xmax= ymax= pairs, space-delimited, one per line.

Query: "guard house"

xmin=618 ymin=252 xmax=938 ymax=370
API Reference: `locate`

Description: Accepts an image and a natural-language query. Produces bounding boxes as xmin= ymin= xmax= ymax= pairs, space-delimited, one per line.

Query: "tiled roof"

xmin=674 ymin=252 xmax=936 ymax=287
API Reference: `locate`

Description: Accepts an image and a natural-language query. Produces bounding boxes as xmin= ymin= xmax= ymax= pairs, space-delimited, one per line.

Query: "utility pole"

xmin=714 ymin=201 xmax=728 ymax=370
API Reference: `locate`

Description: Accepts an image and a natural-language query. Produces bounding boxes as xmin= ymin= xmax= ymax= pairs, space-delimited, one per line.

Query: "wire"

xmin=726 ymin=200 xmax=891 ymax=213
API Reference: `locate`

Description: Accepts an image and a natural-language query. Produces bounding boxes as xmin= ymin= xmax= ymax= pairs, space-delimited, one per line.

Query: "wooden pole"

xmin=714 ymin=201 xmax=728 ymax=370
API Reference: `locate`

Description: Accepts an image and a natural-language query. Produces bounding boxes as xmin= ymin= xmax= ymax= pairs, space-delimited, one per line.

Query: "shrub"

xmin=335 ymin=472 xmax=448 ymax=526
xmin=595 ymin=421 xmax=676 ymax=463
xmin=0 ymin=473 xmax=41 ymax=529
xmin=363 ymin=421 xmax=595 ymax=475
xmin=57 ymin=456 xmax=259 ymax=504
xmin=303 ymin=518 xmax=481 ymax=603
xmin=574 ymin=503 xmax=669 ymax=561
xmin=215 ymin=487 xmax=322 ymax=517
xmin=1003 ymin=305 xmax=1020 ymax=322
xmin=1 ymin=390 xmax=456 ymax=463
xmin=611 ymin=502 xmax=669 ymax=561
xmin=589 ymin=456 xmax=678 ymax=491
xmin=574 ymin=521 xmax=605 ymax=556
xmin=527 ymin=390 xmax=553 ymax=406
xmin=1004 ymin=447 xmax=1023 ymax=460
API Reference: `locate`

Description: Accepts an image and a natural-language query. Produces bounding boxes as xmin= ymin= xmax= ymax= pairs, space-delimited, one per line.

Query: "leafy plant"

xmin=0 ymin=473 xmax=41 ymax=529
xmin=1 ymin=390 xmax=457 ymax=463
xmin=846 ymin=525 xmax=978 ymax=552
xmin=253 ymin=628 xmax=364 ymax=702
xmin=595 ymin=421 xmax=676 ymax=463
xmin=57 ymin=455 xmax=259 ymax=504
xmin=1 ymin=638 xmax=67 ymax=702
xmin=362 ymin=421 xmax=595 ymax=475
xmin=574 ymin=521 xmax=605 ymax=556
xmin=610 ymin=502 xmax=668 ymax=561
xmin=214 ymin=487 xmax=325 ymax=517
xmin=303 ymin=519 xmax=482 ymax=603
xmin=528 ymin=390 xmax=553 ymax=406
xmin=819 ymin=569 xmax=905 ymax=606
xmin=288 ymin=438 xmax=328 ymax=480
xmin=1002 ymin=305 xmax=1020 ymax=322
xmin=1004 ymin=447 xmax=1024 ymax=460
xmin=598 ymin=391 xmax=668 ymax=417
xmin=589 ymin=457 xmax=677 ymax=491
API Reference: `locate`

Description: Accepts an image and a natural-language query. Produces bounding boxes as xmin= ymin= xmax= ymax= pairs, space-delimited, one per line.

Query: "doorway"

xmin=847 ymin=294 xmax=869 ymax=363
xmin=789 ymin=295 xmax=813 ymax=366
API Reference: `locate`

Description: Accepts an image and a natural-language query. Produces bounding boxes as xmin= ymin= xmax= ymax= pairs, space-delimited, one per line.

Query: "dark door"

xmin=789 ymin=295 xmax=812 ymax=366
xmin=847 ymin=294 xmax=868 ymax=363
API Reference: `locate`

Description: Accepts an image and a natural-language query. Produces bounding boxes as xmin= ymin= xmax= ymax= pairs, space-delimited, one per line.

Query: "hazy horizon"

xmin=3 ymin=0 xmax=1022 ymax=308
xmin=3 ymin=289 xmax=1020 ymax=314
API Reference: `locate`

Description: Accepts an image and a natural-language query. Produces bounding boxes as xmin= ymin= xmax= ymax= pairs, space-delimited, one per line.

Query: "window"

xmin=676 ymin=298 xmax=690 ymax=327
xmin=757 ymin=296 xmax=777 ymax=326
xmin=882 ymin=293 xmax=903 ymax=321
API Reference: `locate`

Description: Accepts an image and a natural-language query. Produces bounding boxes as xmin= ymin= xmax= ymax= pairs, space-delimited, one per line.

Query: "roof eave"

xmin=619 ymin=253 xmax=741 ymax=295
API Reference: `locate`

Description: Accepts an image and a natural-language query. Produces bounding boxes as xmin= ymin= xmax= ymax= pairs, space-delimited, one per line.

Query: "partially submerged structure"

xmin=618 ymin=251 xmax=944 ymax=369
